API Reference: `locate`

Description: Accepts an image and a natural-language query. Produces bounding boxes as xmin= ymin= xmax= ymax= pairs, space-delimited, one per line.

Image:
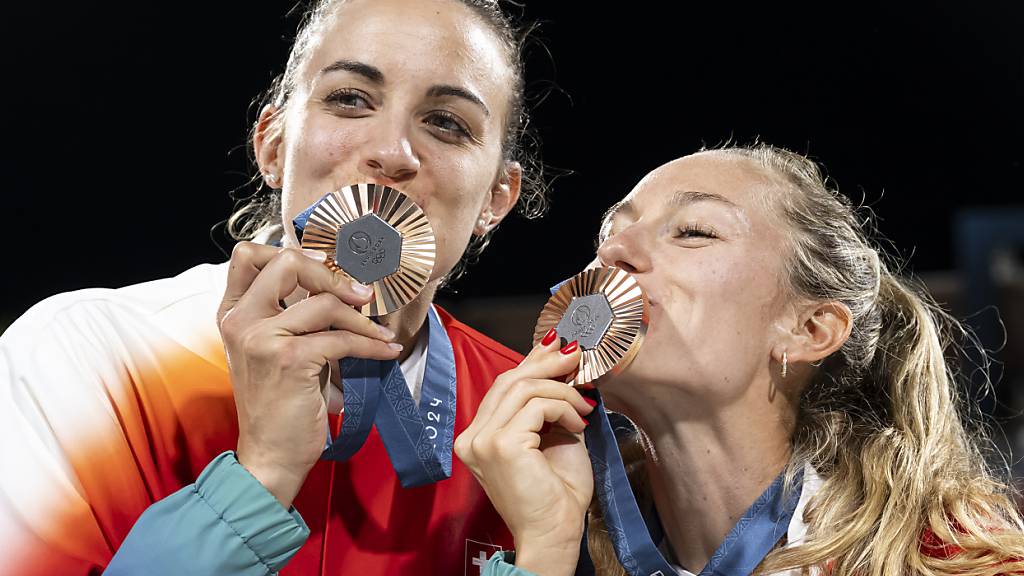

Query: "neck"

xmin=377 ymin=279 xmax=439 ymax=363
xmin=604 ymin=380 xmax=795 ymax=573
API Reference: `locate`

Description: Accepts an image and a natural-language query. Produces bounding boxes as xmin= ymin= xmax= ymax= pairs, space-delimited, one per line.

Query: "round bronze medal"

xmin=533 ymin=266 xmax=648 ymax=388
xmin=300 ymin=183 xmax=436 ymax=316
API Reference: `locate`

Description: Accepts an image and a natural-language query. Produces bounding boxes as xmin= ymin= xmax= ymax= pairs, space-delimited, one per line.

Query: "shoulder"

xmin=434 ymin=305 xmax=524 ymax=371
xmin=1 ymin=261 xmax=228 ymax=367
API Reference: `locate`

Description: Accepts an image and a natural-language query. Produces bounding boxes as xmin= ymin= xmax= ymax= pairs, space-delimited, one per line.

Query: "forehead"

xmin=303 ymin=0 xmax=512 ymax=101
xmin=601 ymin=152 xmax=787 ymax=237
xmin=628 ymin=153 xmax=778 ymax=209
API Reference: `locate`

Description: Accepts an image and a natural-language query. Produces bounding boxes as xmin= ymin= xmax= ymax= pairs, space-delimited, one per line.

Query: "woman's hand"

xmin=217 ymin=242 xmax=402 ymax=508
xmin=455 ymin=332 xmax=594 ymax=576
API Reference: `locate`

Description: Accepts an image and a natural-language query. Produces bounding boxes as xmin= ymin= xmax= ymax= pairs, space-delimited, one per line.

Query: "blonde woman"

xmin=456 ymin=144 xmax=1024 ymax=575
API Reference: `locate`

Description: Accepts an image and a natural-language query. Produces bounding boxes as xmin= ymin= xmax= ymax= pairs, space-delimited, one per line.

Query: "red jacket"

xmin=0 ymin=262 xmax=521 ymax=575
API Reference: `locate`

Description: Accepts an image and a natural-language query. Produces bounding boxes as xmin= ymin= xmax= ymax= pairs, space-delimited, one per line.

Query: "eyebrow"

xmin=426 ymin=85 xmax=490 ymax=117
xmin=597 ymin=190 xmax=738 ymax=242
xmin=669 ymin=189 xmax=738 ymax=208
xmin=320 ymin=59 xmax=385 ymax=84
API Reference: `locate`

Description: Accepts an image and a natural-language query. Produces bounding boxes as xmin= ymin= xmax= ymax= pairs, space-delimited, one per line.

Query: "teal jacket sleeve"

xmin=104 ymin=451 xmax=310 ymax=575
xmin=481 ymin=551 xmax=540 ymax=576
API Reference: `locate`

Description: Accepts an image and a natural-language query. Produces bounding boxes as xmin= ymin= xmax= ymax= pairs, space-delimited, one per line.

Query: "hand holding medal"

xmin=219 ymin=187 xmax=416 ymax=507
xmin=455 ymin=266 xmax=651 ymax=575
xmin=294 ymin=183 xmax=459 ymax=489
xmin=532 ymin=266 xmax=648 ymax=388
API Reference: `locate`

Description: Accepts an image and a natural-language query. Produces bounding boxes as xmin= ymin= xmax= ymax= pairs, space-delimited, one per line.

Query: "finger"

xmin=233 ymin=248 xmax=373 ymax=322
xmin=271 ymin=292 xmax=394 ymax=341
xmin=472 ymin=333 xmax=583 ymax=426
xmin=220 ymin=243 xmax=305 ymax=319
xmin=502 ymin=397 xmax=588 ymax=438
xmin=515 ymin=330 xmax=583 ymax=381
xmin=479 ymin=378 xmax=592 ymax=433
xmin=302 ymin=329 xmax=403 ymax=364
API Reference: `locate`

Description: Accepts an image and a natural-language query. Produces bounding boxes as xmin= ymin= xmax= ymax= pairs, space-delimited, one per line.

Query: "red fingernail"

xmin=583 ymin=397 xmax=598 ymax=408
xmin=580 ymin=415 xmax=589 ymax=428
xmin=541 ymin=328 xmax=558 ymax=347
xmin=560 ymin=340 xmax=579 ymax=355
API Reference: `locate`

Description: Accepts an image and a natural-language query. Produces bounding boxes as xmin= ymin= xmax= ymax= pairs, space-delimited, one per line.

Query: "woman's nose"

xmin=357 ymin=121 xmax=420 ymax=185
xmin=596 ymin=224 xmax=651 ymax=274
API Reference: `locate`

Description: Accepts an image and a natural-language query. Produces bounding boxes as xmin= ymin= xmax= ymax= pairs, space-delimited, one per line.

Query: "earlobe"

xmin=493 ymin=161 xmax=523 ymax=219
xmin=473 ymin=212 xmax=492 ymax=236
xmin=475 ymin=161 xmax=522 ymax=236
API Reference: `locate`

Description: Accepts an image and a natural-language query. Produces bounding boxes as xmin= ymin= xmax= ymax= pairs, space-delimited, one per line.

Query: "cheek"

xmin=654 ymin=255 xmax=778 ymax=348
xmin=294 ymin=118 xmax=365 ymax=180
xmin=422 ymin=148 xmax=491 ymax=205
xmin=609 ymin=251 xmax=785 ymax=393
xmin=280 ymin=117 xmax=367 ymax=224
xmin=420 ymin=151 xmax=495 ymax=233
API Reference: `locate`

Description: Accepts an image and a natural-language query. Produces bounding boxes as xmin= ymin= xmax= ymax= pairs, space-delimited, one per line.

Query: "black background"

xmin=4 ymin=1 xmax=1023 ymax=318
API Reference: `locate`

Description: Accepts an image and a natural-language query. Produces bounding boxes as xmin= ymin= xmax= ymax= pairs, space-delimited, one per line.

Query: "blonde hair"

xmin=226 ymin=0 xmax=547 ymax=280
xmin=588 ymin=144 xmax=1024 ymax=575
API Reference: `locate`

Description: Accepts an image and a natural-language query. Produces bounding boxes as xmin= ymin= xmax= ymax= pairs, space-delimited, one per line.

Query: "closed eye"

xmin=674 ymin=224 xmax=718 ymax=240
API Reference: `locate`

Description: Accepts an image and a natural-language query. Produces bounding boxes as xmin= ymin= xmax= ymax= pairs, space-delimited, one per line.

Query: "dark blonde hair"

xmin=588 ymin=144 xmax=1024 ymax=575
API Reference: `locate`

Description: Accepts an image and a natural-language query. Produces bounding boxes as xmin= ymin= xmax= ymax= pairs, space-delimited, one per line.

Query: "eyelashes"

xmin=324 ymin=88 xmax=373 ymax=110
xmin=596 ymin=222 xmax=720 ymax=251
xmin=673 ymin=224 xmax=719 ymax=240
xmin=424 ymin=110 xmax=475 ymax=143
xmin=322 ymin=88 xmax=476 ymax=144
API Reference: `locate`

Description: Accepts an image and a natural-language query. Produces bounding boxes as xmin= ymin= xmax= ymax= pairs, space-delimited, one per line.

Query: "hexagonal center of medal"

xmin=556 ymin=294 xmax=614 ymax=351
xmin=334 ymin=214 xmax=403 ymax=284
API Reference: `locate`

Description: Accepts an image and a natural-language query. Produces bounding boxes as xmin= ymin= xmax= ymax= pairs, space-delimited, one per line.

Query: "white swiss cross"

xmin=465 ymin=539 xmax=503 ymax=575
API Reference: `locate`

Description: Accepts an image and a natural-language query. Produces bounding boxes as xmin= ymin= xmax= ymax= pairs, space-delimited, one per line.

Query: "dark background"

xmin=4 ymin=2 xmax=1023 ymax=485
xmin=4 ymin=2 xmax=1022 ymax=312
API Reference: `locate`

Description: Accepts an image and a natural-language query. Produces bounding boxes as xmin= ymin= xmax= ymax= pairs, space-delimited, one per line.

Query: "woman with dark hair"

xmin=0 ymin=1 xmax=549 ymax=574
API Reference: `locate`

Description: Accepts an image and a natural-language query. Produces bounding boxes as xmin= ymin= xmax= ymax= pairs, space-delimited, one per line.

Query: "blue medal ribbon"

xmin=372 ymin=307 xmax=457 ymax=487
xmin=580 ymin=393 xmax=803 ymax=576
xmin=296 ymin=205 xmax=458 ymax=488
xmin=321 ymin=358 xmax=382 ymax=462
xmin=319 ymin=306 xmax=457 ymax=488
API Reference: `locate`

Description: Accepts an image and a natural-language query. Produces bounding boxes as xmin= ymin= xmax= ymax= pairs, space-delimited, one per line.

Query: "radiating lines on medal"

xmin=533 ymin=266 xmax=648 ymax=387
xmin=300 ymin=183 xmax=436 ymax=316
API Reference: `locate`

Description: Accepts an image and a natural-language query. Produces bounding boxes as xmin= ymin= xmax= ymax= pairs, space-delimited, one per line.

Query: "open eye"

xmin=424 ymin=111 xmax=473 ymax=142
xmin=324 ymin=88 xmax=373 ymax=110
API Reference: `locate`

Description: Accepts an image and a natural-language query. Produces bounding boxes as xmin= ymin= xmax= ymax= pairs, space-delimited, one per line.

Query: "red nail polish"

xmin=580 ymin=415 xmax=589 ymax=428
xmin=583 ymin=397 xmax=598 ymax=408
xmin=541 ymin=328 xmax=558 ymax=346
xmin=560 ymin=340 xmax=579 ymax=355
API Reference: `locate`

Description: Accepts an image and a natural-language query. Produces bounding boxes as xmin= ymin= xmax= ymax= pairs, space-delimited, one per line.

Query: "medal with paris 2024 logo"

xmin=300 ymin=183 xmax=436 ymax=317
xmin=532 ymin=266 xmax=648 ymax=387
